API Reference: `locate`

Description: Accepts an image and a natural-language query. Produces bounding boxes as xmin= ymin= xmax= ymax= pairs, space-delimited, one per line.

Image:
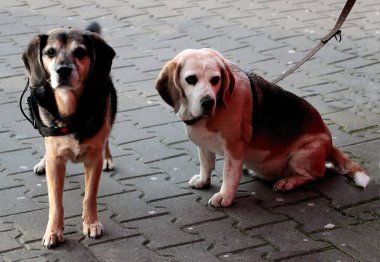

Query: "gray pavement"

xmin=0 ymin=0 xmax=379 ymax=261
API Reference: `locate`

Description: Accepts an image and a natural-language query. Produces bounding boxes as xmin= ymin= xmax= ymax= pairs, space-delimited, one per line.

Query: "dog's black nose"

xmin=56 ymin=65 xmax=73 ymax=78
xmin=201 ymin=97 xmax=215 ymax=112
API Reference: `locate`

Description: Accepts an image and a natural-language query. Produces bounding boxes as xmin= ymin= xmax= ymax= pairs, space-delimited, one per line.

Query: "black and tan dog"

xmin=155 ymin=48 xmax=370 ymax=207
xmin=22 ymin=23 xmax=117 ymax=248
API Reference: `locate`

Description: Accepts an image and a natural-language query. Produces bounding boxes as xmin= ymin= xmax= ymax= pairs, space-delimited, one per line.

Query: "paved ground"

xmin=0 ymin=0 xmax=379 ymax=261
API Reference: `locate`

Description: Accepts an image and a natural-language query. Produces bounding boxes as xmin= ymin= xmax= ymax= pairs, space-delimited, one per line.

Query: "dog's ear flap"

xmin=219 ymin=59 xmax=235 ymax=108
xmin=155 ymin=60 xmax=182 ymax=113
xmin=22 ymin=34 xmax=48 ymax=87
xmin=86 ymin=33 xmax=116 ymax=85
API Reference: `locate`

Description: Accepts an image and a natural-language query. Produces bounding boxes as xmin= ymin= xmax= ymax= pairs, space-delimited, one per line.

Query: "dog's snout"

xmin=56 ymin=65 xmax=73 ymax=78
xmin=201 ymin=97 xmax=215 ymax=112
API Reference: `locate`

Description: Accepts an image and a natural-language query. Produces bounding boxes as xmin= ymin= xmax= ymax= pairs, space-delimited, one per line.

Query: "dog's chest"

xmin=185 ymin=124 xmax=225 ymax=155
xmin=47 ymin=135 xmax=95 ymax=163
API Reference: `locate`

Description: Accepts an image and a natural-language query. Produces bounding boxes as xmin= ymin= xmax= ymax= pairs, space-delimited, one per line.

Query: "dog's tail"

xmin=328 ymin=146 xmax=370 ymax=188
xmin=86 ymin=21 xmax=101 ymax=34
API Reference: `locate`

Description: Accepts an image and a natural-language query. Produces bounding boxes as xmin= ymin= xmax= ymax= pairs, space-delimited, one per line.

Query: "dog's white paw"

xmin=189 ymin=174 xmax=210 ymax=189
xmin=208 ymin=192 xmax=234 ymax=207
xmin=34 ymin=158 xmax=46 ymax=175
xmin=83 ymin=220 xmax=103 ymax=239
xmin=103 ymin=158 xmax=114 ymax=171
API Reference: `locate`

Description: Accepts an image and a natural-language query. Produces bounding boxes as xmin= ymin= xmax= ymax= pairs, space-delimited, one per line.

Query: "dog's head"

xmin=22 ymin=28 xmax=115 ymax=90
xmin=155 ymin=48 xmax=235 ymax=123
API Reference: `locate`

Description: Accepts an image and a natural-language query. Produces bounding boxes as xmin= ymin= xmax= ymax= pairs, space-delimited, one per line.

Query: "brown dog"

xmin=155 ymin=48 xmax=370 ymax=207
xmin=22 ymin=24 xmax=117 ymax=248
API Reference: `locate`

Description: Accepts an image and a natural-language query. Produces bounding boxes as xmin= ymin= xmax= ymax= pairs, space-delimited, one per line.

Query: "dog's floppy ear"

xmin=22 ymin=34 xmax=48 ymax=87
xmin=86 ymin=33 xmax=116 ymax=85
xmin=218 ymin=56 xmax=235 ymax=108
xmin=155 ymin=59 xmax=182 ymax=113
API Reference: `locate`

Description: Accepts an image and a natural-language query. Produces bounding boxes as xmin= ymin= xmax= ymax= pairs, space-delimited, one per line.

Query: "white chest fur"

xmin=185 ymin=122 xmax=225 ymax=155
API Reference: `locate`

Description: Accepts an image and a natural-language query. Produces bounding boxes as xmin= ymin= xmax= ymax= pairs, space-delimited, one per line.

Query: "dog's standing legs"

xmin=82 ymin=153 xmax=103 ymax=238
xmin=189 ymin=147 xmax=215 ymax=188
xmin=208 ymin=154 xmax=243 ymax=207
xmin=42 ymin=154 xmax=66 ymax=248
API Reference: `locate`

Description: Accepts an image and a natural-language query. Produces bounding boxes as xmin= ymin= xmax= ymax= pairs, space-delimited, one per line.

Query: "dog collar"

xmin=27 ymin=94 xmax=74 ymax=137
xmin=19 ymin=79 xmax=74 ymax=137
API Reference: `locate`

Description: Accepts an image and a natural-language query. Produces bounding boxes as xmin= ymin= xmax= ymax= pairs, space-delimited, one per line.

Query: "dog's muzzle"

xmin=55 ymin=64 xmax=75 ymax=86
xmin=201 ymin=97 xmax=215 ymax=114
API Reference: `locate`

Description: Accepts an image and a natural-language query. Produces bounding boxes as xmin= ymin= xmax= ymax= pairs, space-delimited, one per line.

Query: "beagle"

xmin=155 ymin=48 xmax=370 ymax=207
xmin=22 ymin=23 xmax=117 ymax=248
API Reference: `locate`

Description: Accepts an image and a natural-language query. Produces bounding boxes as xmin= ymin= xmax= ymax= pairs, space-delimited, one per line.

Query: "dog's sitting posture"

xmin=155 ymin=48 xmax=370 ymax=207
xmin=22 ymin=24 xmax=117 ymax=248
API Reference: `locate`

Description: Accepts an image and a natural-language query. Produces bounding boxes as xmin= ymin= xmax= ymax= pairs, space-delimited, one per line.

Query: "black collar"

xmin=19 ymin=79 xmax=74 ymax=137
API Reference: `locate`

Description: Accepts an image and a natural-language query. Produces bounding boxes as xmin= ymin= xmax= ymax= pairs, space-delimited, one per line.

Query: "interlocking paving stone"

xmin=344 ymin=200 xmax=380 ymax=221
xmin=159 ymin=241 xmax=221 ymax=262
xmin=220 ymin=246 xmax=275 ymax=262
xmin=311 ymin=174 xmax=380 ymax=209
xmin=124 ymin=137 xmax=184 ymax=163
xmin=153 ymin=194 xmax=226 ymax=228
xmin=125 ymin=215 xmax=203 ymax=250
xmin=238 ymin=180 xmax=320 ymax=208
xmin=123 ymin=173 xmax=192 ymax=203
xmin=3 ymin=209 xmax=75 ymax=244
xmin=273 ymin=198 xmax=357 ymax=232
xmin=247 ymin=221 xmax=329 ymax=260
xmin=98 ymin=191 xmax=167 ymax=223
xmin=0 ymin=187 xmax=45 ymax=217
xmin=280 ymin=248 xmax=357 ymax=262
xmin=186 ymin=217 xmax=264 ymax=255
xmin=111 ymin=154 xmax=160 ymax=181
xmin=66 ymin=210 xmax=139 ymax=246
xmin=89 ymin=236 xmax=173 ymax=262
xmin=223 ymin=196 xmax=288 ymax=230
xmin=149 ymin=155 xmax=200 ymax=184
xmin=313 ymin=220 xmax=380 ymax=262
xmin=0 ymin=228 xmax=22 ymax=252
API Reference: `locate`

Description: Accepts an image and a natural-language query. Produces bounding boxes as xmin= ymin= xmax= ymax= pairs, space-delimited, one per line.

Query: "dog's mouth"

xmin=183 ymin=113 xmax=210 ymax=125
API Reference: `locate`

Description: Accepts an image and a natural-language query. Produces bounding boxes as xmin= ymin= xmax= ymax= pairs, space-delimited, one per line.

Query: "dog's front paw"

xmin=33 ymin=157 xmax=46 ymax=175
xmin=189 ymin=174 xmax=210 ymax=189
xmin=42 ymin=227 xmax=64 ymax=249
xmin=102 ymin=158 xmax=114 ymax=171
xmin=208 ymin=192 xmax=234 ymax=207
xmin=83 ymin=220 xmax=103 ymax=239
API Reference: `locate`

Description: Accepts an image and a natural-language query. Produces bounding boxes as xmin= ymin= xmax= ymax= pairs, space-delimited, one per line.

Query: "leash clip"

xmin=334 ymin=29 xmax=342 ymax=42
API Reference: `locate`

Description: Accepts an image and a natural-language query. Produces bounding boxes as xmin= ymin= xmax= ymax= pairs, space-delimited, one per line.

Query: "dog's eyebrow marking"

xmin=57 ymin=33 xmax=68 ymax=44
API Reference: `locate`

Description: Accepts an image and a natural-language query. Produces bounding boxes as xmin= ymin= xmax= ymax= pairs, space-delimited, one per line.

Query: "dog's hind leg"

xmin=34 ymin=154 xmax=46 ymax=175
xmin=82 ymin=152 xmax=104 ymax=239
xmin=102 ymin=140 xmax=114 ymax=171
xmin=273 ymin=142 xmax=327 ymax=192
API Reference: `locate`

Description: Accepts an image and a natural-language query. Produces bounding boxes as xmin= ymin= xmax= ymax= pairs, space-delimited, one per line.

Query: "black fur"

xmin=248 ymin=72 xmax=317 ymax=141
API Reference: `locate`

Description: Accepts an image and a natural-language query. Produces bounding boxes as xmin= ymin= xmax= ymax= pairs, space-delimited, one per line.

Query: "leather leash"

xmin=271 ymin=0 xmax=356 ymax=84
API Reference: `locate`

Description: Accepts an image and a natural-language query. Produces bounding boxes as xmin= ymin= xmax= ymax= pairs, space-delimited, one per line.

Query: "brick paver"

xmin=0 ymin=0 xmax=379 ymax=261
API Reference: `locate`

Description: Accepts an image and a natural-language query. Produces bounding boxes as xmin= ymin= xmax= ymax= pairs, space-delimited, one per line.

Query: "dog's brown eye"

xmin=185 ymin=75 xmax=198 ymax=85
xmin=74 ymin=48 xmax=87 ymax=59
xmin=46 ymin=48 xmax=56 ymax=58
xmin=211 ymin=76 xmax=220 ymax=86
